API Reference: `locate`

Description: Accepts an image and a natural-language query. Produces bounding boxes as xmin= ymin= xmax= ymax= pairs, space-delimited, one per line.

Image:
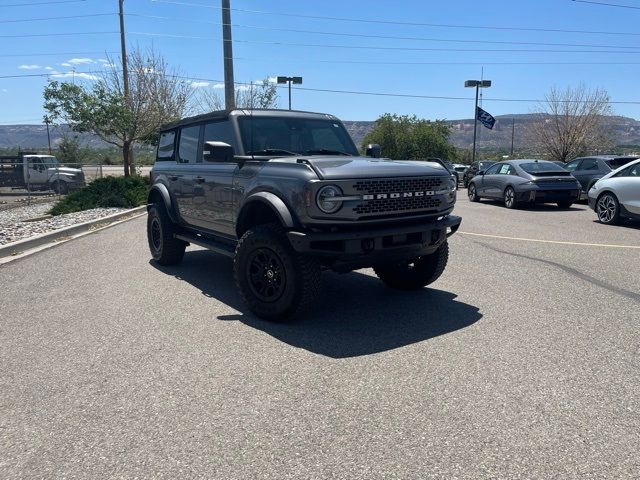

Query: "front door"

xmin=480 ymin=163 xmax=504 ymax=197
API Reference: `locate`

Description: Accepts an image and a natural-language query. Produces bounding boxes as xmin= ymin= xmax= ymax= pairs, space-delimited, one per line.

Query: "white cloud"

xmin=66 ymin=58 xmax=95 ymax=65
xmin=1 ymin=89 xmax=8 ymax=93
xmin=51 ymin=71 xmax=98 ymax=81
xmin=191 ymin=81 xmax=210 ymax=88
xmin=235 ymin=85 xmax=252 ymax=92
xmin=212 ymin=83 xmax=225 ymax=89
xmin=98 ymin=59 xmax=109 ymax=64
xmin=44 ymin=66 xmax=53 ymax=71
xmin=61 ymin=63 xmax=72 ymax=67
xmin=18 ymin=65 xmax=42 ymax=70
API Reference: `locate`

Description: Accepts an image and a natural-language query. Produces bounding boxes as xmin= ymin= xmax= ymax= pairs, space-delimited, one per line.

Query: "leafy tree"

xmin=362 ymin=114 xmax=457 ymax=161
xmin=196 ymin=78 xmax=278 ymax=111
xmin=55 ymin=134 xmax=91 ymax=165
xmin=43 ymin=48 xmax=192 ymax=176
xmin=531 ymin=85 xmax=613 ymax=162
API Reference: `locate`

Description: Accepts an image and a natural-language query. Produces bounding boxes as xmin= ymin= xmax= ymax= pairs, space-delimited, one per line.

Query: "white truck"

xmin=0 ymin=153 xmax=85 ymax=194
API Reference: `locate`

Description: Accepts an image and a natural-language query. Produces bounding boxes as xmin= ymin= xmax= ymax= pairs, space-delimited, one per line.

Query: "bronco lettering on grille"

xmin=364 ymin=191 xmax=436 ymax=200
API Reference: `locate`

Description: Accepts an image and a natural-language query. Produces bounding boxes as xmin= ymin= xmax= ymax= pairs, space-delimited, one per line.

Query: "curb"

xmin=0 ymin=206 xmax=147 ymax=260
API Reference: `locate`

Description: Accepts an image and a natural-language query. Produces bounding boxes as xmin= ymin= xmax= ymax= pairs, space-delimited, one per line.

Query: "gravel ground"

xmin=0 ymin=202 xmax=126 ymax=245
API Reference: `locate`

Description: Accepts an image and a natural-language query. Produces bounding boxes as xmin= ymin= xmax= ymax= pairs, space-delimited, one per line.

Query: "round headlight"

xmin=316 ymin=185 xmax=343 ymax=213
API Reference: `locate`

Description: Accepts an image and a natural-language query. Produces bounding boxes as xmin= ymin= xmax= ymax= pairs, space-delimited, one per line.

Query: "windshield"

xmin=479 ymin=161 xmax=495 ymax=169
xmin=520 ymin=162 xmax=567 ymax=174
xmin=238 ymin=117 xmax=359 ymax=156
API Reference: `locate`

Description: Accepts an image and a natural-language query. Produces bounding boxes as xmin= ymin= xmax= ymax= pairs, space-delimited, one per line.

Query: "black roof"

xmin=160 ymin=108 xmax=339 ymax=131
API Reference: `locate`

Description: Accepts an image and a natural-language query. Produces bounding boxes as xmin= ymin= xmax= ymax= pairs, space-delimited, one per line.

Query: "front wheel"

xmin=234 ymin=223 xmax=321 ymax=321
xmin=51 ymin=180 xmax=69 ymax=195
xmin=374 ymin=242 xmax=449 ymax=291
xmin=596 ymin=192 xmax=620 ymax=225
xmin=468 ymin=183 xmax=480 ymax=202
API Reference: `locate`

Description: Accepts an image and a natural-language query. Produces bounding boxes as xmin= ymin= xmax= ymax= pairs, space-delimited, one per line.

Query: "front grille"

xmin=352 ymin=177 xmax=444 ymax=194
xmin=354 ymin=196 xmax=442 ymax=214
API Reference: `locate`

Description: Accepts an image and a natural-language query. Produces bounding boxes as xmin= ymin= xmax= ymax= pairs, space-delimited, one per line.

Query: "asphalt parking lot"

xmin=1 ymin=196 xmax=639 ymax=479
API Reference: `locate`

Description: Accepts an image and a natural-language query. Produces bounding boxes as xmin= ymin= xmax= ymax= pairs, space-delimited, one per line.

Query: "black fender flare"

xmin=147 ymin=183 xmax=180 ymax=223
xmin=238 ymin=191 xmax=296 ymax=232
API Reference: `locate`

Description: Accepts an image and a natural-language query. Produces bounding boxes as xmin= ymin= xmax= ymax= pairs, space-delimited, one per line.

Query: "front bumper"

xmin=287 ymin=215 xmax=461 ymax=266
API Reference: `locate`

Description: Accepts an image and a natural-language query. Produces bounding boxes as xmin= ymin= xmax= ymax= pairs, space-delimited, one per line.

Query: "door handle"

xmin=194 ymin=176 xmax=205 ymax=183
xmin=168 ymin=175 xmax=182 ymax=181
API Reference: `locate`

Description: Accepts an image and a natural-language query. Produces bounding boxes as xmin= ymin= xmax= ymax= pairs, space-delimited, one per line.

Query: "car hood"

xmin=287 ymin=156 xmax=449 ymax=180
xmin=47 ymin=167 xmax=82 ymax=175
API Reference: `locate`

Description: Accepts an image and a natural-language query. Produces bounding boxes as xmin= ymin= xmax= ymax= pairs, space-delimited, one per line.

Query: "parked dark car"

xmin=467 ymin=159 xmax=582 ymax=209
xmin=463 ymin=160 xmax=496 ymax=188
xmin=564 ymin=156 xmax=639 ymax=196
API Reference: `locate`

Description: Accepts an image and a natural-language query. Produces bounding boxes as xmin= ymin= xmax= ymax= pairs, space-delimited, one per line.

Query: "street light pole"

xmin=277 ymin=76 xmax=303 ymax=110
xmin=465 ymin=79 xmax=491 ymax=164
xmin=221 ymin=0 xmax=236 ymax=110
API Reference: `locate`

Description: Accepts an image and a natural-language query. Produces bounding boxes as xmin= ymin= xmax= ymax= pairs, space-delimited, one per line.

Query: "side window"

xmin=178 ymin=125 xmax=201 ymax=164
xmin=580 ymin=159 xmax=599 ymax=171
xmin=157 ymin=131 xmax=175 ymax=161
xmin=630 ymin=164 xmax=640 ymax=176
xmin=507 ymin=166 xmax=517 ymax=175
xmin=564 ymin=159 xmax=581 ymax=172
xmin=498 ymin=164 xmax=510 ymax=175
xmin=485 ymin=164 xmax=502 ymax=175
xmin=202 ymin=121 xmax=236 ymax=161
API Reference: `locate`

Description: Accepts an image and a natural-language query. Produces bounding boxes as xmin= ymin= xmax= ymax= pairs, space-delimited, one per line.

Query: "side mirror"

xmin=478 ymin=170 xmax=485 ymax=176
xmin=203 ymin=141 xmax=234 ymax=162
xmin=365 ymin=143 xmax=381 ymax=158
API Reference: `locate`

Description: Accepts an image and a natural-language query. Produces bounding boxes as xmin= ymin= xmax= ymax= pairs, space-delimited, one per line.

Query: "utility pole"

xmin=118 ymin=0 xmax=131 ymax=176
xmin=221 ymin=0 xmax=235 ymax=110
xmin=510 ymin=118 xmax=515 ymax=157
xmin=45 ymin=119 xmax=52 ymax=155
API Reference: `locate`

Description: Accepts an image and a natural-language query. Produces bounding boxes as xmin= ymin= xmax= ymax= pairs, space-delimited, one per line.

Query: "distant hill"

xmin=343 ymin=114 xmax=640 ymax=151
xmin=3 ymin=114 xmax=640 ymax=151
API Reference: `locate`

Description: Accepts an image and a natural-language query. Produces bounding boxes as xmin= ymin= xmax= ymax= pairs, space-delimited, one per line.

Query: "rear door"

xmin=173 ymin=124 xmax=202 ymax=224
xmin=572 ymin=158 xmax=601 ymax=191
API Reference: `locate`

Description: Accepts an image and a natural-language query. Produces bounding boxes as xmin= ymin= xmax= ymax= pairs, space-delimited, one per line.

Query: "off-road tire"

xmin=468 ymin=183 xmax=480 ymax=202
xmin=147 ymin=203 xmax=186 ymax=265
xmin=374 ymin=241 xmax=449 ymax=291
xmin=234 ymin=223 xmax=321 ymax=321
xmin=557 ymin=200 xmax=573 ymax=209
xmin=504 ymin=186 xmax=518 ymax=209
xmin=596 ymin=192 xmax=620 ymax=225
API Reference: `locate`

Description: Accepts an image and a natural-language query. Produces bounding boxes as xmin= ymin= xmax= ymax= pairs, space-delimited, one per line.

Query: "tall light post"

xmin=221 ymin=0 xmax=235 ymax=110
xmin=464 ymin=79 xmax=491 ymax=163
xmin=277 ymin=76 xmax=302 ymax=110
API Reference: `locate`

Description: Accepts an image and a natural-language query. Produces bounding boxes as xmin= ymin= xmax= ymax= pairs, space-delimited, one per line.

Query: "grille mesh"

xmin=353 ymin=196 xmax=442 ymax=215
xmin=352 ymin=177 xmax=444 ymax=194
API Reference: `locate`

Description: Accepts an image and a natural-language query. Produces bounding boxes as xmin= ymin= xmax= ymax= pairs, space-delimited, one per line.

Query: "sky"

xmin=2 ymin=0 xmax=640 ymax=125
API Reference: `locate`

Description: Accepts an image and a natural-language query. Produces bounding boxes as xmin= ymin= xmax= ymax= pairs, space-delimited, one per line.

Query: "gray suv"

xmin=564 ymin=156 xmax=639 ymax=195
xmin=147 ymin=109 xmax=461 ymax=320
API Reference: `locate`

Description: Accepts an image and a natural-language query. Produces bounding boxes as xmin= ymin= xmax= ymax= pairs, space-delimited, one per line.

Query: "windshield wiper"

xmin=245 ymin=148 xmax=299 ymax=156
xmin=303 ymin=149 xmax=352 ymax=156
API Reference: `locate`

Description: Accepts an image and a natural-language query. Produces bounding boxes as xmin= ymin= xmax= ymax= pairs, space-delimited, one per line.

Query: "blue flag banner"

xmin=477 ymin=106 xmax=496 ymax=130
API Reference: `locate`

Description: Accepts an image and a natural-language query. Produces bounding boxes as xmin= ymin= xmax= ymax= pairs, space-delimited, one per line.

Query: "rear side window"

xmin=580 ymin=159 xmax=599 ymax=171
xmin=630 ymin=164 xmax=640 ymax=176
xmin=178 ymin=125 xmax=201 ymax=164
xmin=607 ymin=157 xmax=638 ymax=169
xmin=157 ymin=131 xmax=175 ymax=161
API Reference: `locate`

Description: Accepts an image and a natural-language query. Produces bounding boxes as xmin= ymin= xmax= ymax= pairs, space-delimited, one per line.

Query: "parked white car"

xmin=588 ymin=158 xmax=640 ymax=225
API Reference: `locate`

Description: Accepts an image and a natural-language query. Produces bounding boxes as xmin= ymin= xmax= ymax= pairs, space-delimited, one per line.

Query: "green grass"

xmin=49 ymin=176 xmax=149 ymax=216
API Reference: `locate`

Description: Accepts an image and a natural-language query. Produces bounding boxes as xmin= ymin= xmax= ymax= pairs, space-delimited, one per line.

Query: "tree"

xmin=531 ymin=85 xmax=613 ymax=162
xmin=196 ymin=78 xmax=278 ymax=112
xmin=43 ymin=48 xmax=192 ymax=176
xmin=362 ymin=114 xmax=457 ymax=160
xmin=56 ymin=134 xmax=91 ymax=165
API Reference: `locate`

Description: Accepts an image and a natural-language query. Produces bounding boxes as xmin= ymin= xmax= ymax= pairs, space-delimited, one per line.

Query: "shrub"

xmin=49 ymin=176 xmax=149 ymax=216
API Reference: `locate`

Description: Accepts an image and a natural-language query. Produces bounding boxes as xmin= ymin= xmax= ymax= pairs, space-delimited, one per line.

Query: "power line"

xmin=126 ymin=14 xmax=640 ymax=50
xmin=572 ymin=0 xmax=640 ymax=10
xmin=149 ymin=0 xmax=640 ymax=37
xmin=0 ymin=0 xmax=87 ymax=6
xmin=129 ymin=32 xmax=640 ymax=54
xmin=0 ymin=31 xmax=117 ymax=38
xmin=0 ymin=13 xmax=115 ymax=23
xmin=0 ymin=51 xmax=118 ymax=58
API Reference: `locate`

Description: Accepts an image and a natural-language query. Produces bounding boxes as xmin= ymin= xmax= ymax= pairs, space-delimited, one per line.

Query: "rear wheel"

xmin=234 ymin=223 xmax=321 ymax=321
xmin=504 ymin=186 xmax=518 ymax=209
xmin=468 ymin=183 xmax=480 ymax=202
xmin=596 ymin=192 xmax=620 ymax=225
xmin=147 ymin=203 xmax=187 ymax=265
xmin=374 ymin=242 xmax=449 ymax=291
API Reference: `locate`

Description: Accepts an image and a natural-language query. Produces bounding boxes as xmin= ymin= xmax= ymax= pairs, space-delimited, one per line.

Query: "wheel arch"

xmin=236 ymin=192 xmax=296 ymax=238
xmin=147 ymin=183 xmax=179 ymax=223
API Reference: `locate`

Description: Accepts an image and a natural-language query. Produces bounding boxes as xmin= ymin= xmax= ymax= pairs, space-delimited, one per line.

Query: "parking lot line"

xmin=458 ymin=231 xmax=640 ymax=249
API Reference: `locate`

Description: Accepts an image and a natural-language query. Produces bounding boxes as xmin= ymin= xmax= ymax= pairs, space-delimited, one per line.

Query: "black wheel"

xmin=52 ymin=180 xmax=69 ymax=195
xmin=463 ymin=177 xmax=469 ymax=188
xmin=234 ymin=223 xmax=321 ymax=321
xmin=468 ymin=183 xmax=480 ymax=202
xmin=596 ymin=192 xmax=620 ymax=225
xmin=147 ymin=203 xmax=186 ymax=265
xmin=504 ymin=186 xmax=518 ymax=209
xmin=374 ymin=241 xmax=449 ymax=291
xmin=557 ymin=200 xmax=573 ymax=209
